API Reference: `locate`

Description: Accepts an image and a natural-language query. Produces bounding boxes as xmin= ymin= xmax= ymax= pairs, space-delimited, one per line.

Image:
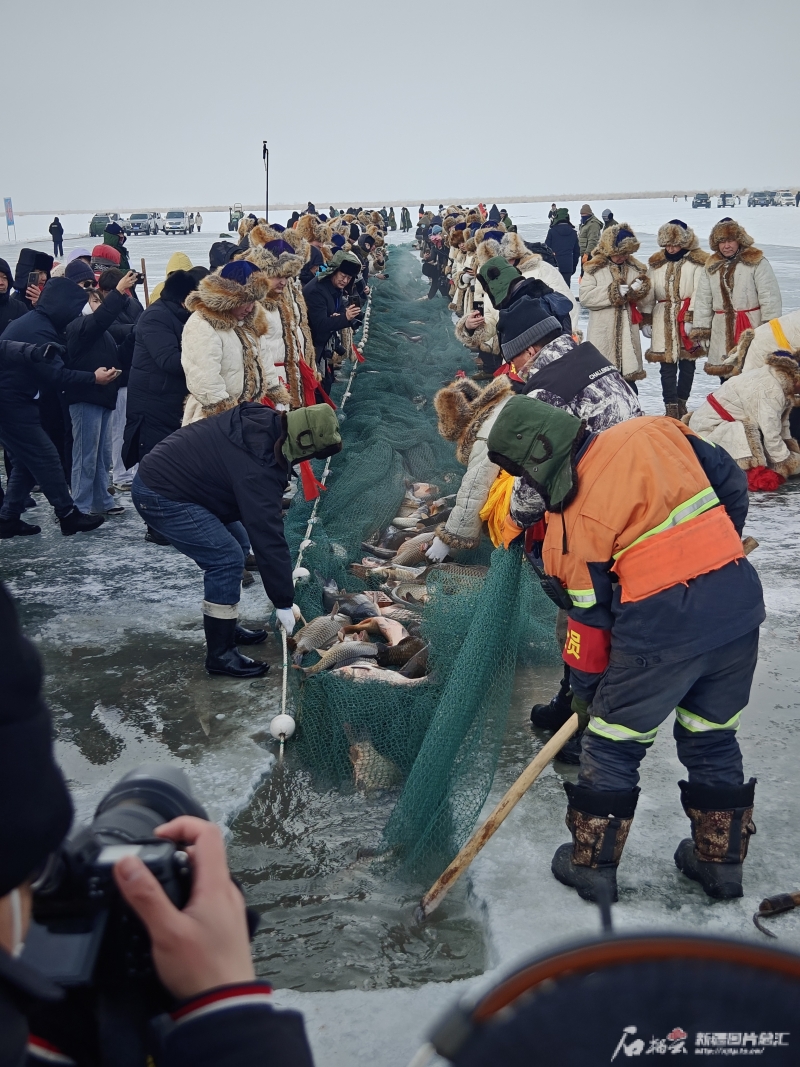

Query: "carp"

xmin=399 ymin=643 xmax=429 ymax=679
xmin=343 ymin=616 xmax=409 ymax=646
xmin=377 ymin=635 xmax=425 ymax=667
xmin=288 ymin=605 xmax=347 ymax=664
xmin=299 ymin=638 xmax=380 ymax=675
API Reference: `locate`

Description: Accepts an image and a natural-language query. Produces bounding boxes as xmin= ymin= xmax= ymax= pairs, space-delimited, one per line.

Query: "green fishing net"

xmin=283 ymin=245 xmax=560 ymax=879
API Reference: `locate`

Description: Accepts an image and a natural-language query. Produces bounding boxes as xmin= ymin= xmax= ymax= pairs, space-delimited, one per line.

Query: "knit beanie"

xmin=553 ymin=208 xmax=570 ymax=224
xmin=497 ymin=296 xmax=562 ymax=359
xmin=220 ymin=260 xmax=261 ymax=286
xmin=478 ymin=256 xmax=523 ymax=310
xmin=580 ymin=205 xmax=592 ymax=216
xmin=64 ymin=259 xmax=96 ymax=285
xmin=0 ymin=583 xmax=73 ymax=897
xmin=602 ymin=209 xmax=612 ymax=221
xmin=65 ymin=248 xmax=92 ymax=265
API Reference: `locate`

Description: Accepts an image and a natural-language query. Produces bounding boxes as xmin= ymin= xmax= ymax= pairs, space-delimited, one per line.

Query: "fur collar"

xmin=766 ymin=352 xmax=800 ymax=397
xmin=706 ymin=246 xmax=763 ymax=274
xmin=648 ymin=248 xmax=708 ymax=269
xmin=585 ymin=253 xmax=648 ymax=276
xmin=434 ymin=376 xmax=513 ymax=464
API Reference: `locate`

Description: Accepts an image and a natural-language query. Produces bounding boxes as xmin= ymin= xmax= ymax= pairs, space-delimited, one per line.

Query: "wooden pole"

xmin=417 ymin=714 xmax=579 ymax=921
xmin=140 ymin=257 xmax=150 ymax=308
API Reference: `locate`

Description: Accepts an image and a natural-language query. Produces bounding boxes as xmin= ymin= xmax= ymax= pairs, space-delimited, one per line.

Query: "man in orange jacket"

xmin=487 ymin=397 xmax=765 ymax=904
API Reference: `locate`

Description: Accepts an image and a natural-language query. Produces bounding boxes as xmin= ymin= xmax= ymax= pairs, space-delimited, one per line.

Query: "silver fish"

xmin=391 ymin=531 xmax=435 ymax=566
xmin=288 ymin=605 xmax=348 ymax=664
xmin=300 ymin=639 xmax=379 ymax=675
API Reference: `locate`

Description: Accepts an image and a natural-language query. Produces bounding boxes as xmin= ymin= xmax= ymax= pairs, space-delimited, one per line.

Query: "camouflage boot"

xmin=665 ymin=402 xmax=681 ymax=419
xmin=675 ymin=779 xmax=756 ymax=900
xmin=551 ymin=783 xmax=639 ymax=903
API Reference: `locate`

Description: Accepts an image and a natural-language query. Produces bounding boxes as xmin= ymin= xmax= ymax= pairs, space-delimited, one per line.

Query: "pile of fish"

xmin=289 ymin=582 xmax=429 ymax=685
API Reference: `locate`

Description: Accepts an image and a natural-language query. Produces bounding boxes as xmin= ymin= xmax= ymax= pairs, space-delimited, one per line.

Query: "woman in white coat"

xmin=687 ymin=350 xmax=800 ymax=480
xmin=690 ymin=218 xmax=782 ymax=375
xmin=181 ymin=260 xmax=290 ymax=426
xmin=578 ymin=223 xmax=651 ymax=388
xmin=425 ymin=375 xmax=515 ymax=560
xmin=640 ymin=220 xmax=708 ymax=417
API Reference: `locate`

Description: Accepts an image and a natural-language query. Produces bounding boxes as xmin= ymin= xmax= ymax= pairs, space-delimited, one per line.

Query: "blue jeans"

xmin=70 ymin=403 xmax=114 ymax=514
xmin=0 ymin=414 xmax=75 ymax=520
xmin=578 ymin=628 xmax=759 ymax=792
xmin=131 ymin=476 xmax=246 ymax=606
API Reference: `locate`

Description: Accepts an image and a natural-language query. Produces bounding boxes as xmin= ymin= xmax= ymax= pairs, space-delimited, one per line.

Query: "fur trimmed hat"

xmin=709 ymin=217 xmax=754 ymax=252
xmin=657 ymin=219 xmax=698 ymax=250
xmin=595 ymin=222 xmax=640 ymax=258
xmin=238 ymin=216 xmax=256 ymax=239
xmin=245 ymin=226 xmax=304 ymax=277
xmin=296 ymin=214 xmax=321 ymax=244
xmin=500 ymin=231 xmax=529 ymax=263
xmin=187 ymin=265 xmax=270 ymax=316
xmin=475 ymin=238 xmax=502 ymax=267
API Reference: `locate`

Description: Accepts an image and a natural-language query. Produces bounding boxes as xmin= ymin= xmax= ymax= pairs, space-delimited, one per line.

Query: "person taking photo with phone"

xmin=64 ymin=268 xmax=138 ymax=517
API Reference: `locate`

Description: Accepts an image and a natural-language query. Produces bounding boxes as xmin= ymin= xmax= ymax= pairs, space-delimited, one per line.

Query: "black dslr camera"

xmin=23 ymin=764 xmax=207 ymax=989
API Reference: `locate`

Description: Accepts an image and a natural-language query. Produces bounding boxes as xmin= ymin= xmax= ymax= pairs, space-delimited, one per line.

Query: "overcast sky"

xmin=3 ymin=0 xmax=799 ymax=212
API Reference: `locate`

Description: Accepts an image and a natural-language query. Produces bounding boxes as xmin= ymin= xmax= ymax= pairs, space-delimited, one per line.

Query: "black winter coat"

xmin=123 ymin=297 xmax=190 ymax=466
xmin=0 ymin=340 xmax=95 ymax=417
xmin=138 ymin=404 xmax=294 ymax=608
xmin=545 ymin=222 xmax=581 ymax=278
xmin=0 ymin=259 xmax=27 ymax=335
xmin=0 ymin=277 xmax=87 ymax=349
xmin=10 ymin=248 xmax=55 ymax=311
xmin=63 ymin=289 xmax=132 ymax=408
xmin=302 ymin=275 xmax=350 ymax=357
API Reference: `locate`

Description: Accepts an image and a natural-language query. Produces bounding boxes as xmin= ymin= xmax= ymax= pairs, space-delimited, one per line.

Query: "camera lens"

xmin=92 ymin=764 xmax=208 ymax=841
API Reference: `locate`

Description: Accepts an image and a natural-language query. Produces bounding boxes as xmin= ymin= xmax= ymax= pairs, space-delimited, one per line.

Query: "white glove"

xmin=641 ymin=324 xmax=652 ymax=338
xmin=630 ymin=278 xmax=644 ymax=293
xmin=618 ymin=284 xmax=630 ymax=297
xmin=425 ymin=536 xmax=450 ymax=563
xmin=276 ymin=607 xmax=297 ymax=635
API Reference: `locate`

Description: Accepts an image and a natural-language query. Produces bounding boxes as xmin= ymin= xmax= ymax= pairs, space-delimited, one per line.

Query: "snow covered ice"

xmin=1 ymin=198 xmax=799 ymax=1066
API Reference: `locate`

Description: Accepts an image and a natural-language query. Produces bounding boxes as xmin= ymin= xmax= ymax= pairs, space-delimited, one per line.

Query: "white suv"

xmin=776 ymin=190 xmax=796 ymax=207
xmin=164 ymin=210 xmax=190 ymax=234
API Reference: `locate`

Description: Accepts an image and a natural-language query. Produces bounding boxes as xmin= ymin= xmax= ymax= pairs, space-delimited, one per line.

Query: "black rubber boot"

xmin=531 ymin=667 xmax=573 ymax=730
xmin=145 ymin=525 xmax=171 ymax=545
xmin=551 ymin=783 xmax=639 ymax=903
xmin=234 ymin=624 xmax=267 ymax=645
xmin=203 ymin=615 xmax=269 ymax=677
xmin=0 ymin=517 xmax=41 ymax=538
xmin=244 ymin=552 xmax=257 ymax=569
xmin=674 ymin=779 xmax=756 ymax=900
xmin=554 ymin=730 xmax=583 ymax=765
xmin=59 ymin=508 xmax=104 ymax=536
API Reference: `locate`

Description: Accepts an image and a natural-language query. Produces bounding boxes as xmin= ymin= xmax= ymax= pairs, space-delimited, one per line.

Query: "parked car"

xmin=126 ymin=212 xmax=160 ymax=236
xmin=747 ymin=191 xmax=773 ymax=207
xmin=164 ymin=210 xmax=190 ymax=235
xmin=692 ymin=193 xmax=711 ymax=209
xmin=89 ymin=212 xmax=121 ymax=236
xmin=776 ymin=190 xmax=795 ymax=206
xmin=717 ymin=192 xmax=739 ymax=208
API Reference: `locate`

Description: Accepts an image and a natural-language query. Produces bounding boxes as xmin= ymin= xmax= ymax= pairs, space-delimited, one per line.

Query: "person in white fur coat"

xmin=180 ymin=261 xmax=290 ymax=426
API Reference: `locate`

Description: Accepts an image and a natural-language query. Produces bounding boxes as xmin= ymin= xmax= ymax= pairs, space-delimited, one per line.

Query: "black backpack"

xmin=524 ymin=241 xmax=559 ymax=270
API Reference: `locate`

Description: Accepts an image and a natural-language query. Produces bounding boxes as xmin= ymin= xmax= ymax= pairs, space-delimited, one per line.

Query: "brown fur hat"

xmin=243 ymin=226 xmax=304 ymax=278
xmin=475 ymin=238 xmax=502 ymax=267
xmin=500 ymin=231 xmax=529 ymax=262
xmin=466 ymin=209 xmax=482 ymax=226
xmin=449 ymin=228 xmax=466 ymax=249
xmin=279 ymin=227 xmax=310 ymax=259
xmin=370 ymin=211 xmax=383 ymax=227
xmin=766 ymin=351 xmax=800 ymax=397
xmin=295 ymin=215 xmax=320 ymax=244
xmin=186 ymin=270 xmax=271 ymax=326
xmin=238 ymin=216 xmax=256 ymax=239
xmin=433 ymin=378 xmax=483 ymax=440
xmin=657 ymin=221 xmax=699 ymax=250
xmin=709 ymin=218 xmax=754 ymax=252
xmin=595 ymin=223 xmax=640 ymax=259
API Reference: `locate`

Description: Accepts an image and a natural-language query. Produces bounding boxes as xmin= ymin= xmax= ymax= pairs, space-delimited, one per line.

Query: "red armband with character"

xmin=562 ymin=618 xmax=611 ymax=673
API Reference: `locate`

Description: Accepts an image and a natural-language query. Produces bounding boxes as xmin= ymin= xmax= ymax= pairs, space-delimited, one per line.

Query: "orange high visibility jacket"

xmin=541 ymin=417 xmax=760 ymax=684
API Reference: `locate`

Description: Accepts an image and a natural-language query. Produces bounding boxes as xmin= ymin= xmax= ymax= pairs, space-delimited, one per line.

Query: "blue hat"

xmin=668 ymin=219 xmax=688 ymax=229
xmin=614 ymin=227 xmax=635 ymax=246
xmin=431 ymin=225 xmax=443 ymax=234
xmin=220 ymin=260 xmax=260 ymax=285
xmin=271 ymin=222 xmax=286 ymax=233
xmin=482 ymin=229 xmax=505 ymax=243
xmin=331 ymin=233 xmax=345 ymax=248
xmin=264 ymin=239 xmax=296 ymax=256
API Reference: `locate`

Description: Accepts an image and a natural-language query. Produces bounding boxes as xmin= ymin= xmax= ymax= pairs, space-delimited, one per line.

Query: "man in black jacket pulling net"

xmin=131 ymin=403 xmax=342 ymax=677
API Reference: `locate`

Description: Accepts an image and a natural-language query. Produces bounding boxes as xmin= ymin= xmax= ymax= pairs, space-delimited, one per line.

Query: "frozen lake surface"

xmin=1 ymin=205 xmax=799 ymax=1065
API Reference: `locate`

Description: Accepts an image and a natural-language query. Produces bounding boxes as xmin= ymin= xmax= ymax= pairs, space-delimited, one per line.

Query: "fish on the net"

xmin=333 ymin=662 xmax=429 ymax=687
xmin=343 ymin=724 xmax=403 ymax=792
xmin=337 ymin=594 xmax=381 ymax=622
xmin=376 ymin=635 xmax=425 ymax=667
xmin=349 ymin=562 xmax=428 ymax=582
xmin=399 ymin=643 xmax=430 ymax=678
xmin=432 ymin=563 xmax=489 ymax=577
xmin=299 ymin=639 xmax=381 ymax=675
xmin=380 ymin=604 xmax=424 ymax=629
xmin=343 ymin=616 xmax=409 ymax=646
xmin=288 ymin=605 xmax=348 ymax=665
xmin=382 ymin=581 xmax=429 ymax=605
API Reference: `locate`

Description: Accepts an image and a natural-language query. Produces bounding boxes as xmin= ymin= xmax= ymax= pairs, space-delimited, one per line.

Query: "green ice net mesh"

xmin=283 ymin=245 xmax=560 ymax=880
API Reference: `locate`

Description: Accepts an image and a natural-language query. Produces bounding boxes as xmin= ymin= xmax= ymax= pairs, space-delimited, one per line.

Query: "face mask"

xmin=82 ymin=302 xmax=94 ymax=316
xmin=10 ymin=888 xmax=25 ymax=958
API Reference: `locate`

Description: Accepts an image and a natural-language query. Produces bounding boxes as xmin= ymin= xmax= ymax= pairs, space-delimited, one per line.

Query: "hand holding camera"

xmin=116 ymin=271 xmax=139 ymax=293
xmin=114 ymin=816 xmax=255 ymax=1001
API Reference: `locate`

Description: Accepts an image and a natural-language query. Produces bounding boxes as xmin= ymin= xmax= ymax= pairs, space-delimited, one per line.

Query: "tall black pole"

xmin=267 ymin=139 xmax=275 ymax=223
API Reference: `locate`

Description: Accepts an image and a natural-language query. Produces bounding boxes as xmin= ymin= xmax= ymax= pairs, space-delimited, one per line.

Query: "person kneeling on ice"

xmin=131 ymin=403 xmax=342 ymax=677
xmin=487 ymin=398 xmax=765 ymax=903
xmin=686 ymin=348 xmax=800 ymax=488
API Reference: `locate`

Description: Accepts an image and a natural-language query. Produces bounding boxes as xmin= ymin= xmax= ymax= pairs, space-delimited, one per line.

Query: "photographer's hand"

xmin=345 ymin=303 xmax=360 ymax=321
xmin=113 ymin=816 xmax=255 ymax=1001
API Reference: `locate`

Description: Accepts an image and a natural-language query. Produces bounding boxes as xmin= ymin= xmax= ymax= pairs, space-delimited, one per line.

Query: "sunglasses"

xmin=78 ymin=280 xmax=98 ymax=290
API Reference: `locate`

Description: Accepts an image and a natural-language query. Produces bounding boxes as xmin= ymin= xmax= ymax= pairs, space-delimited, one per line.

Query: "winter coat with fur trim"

xmin=433 ymin=377 xmax=515 ymax=550
xmin=691 ymin=248 xmax=781 ymax=371
xmin=686 ymin=354 xmax=800 ymax=476
xmin=720 ymin=310 xmax=800 ymax=377
xmin=578 ymin=255 xmax=650 ymax=381
xmin=180 ymin=275 xmax=289 ymax=425
xmin=640 ymin=248 xmax=708 ymax=364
